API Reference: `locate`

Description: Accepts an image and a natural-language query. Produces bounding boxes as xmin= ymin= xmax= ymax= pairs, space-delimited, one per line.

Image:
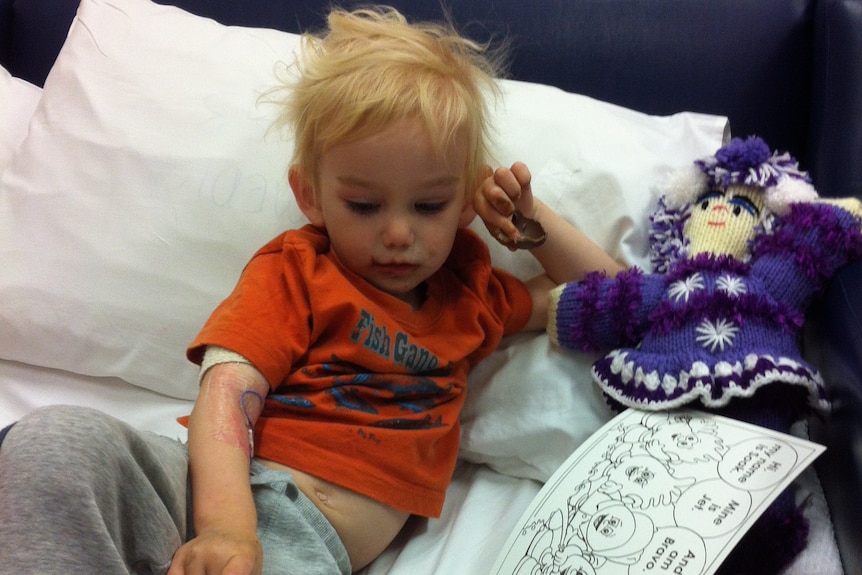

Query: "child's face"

xmin=302 ymin=119 xmax=473 ymax=306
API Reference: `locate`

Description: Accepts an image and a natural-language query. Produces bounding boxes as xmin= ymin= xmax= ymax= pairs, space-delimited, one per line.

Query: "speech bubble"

xmin=674 ymin=479 xmax=752 ymax=537
xmin=718 ymin=438 xmax=798 ymax=490
xmin=629 ymin=526 xmax=707 ymax=575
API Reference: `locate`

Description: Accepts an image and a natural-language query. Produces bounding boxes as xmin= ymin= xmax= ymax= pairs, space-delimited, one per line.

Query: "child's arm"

xmin=475 ymin=162 xmax=625 ymax=331
xmin=168 ymin=361 xmax=269 ymax=575
xmin=476 ymin=162 xmax=624 ymax=283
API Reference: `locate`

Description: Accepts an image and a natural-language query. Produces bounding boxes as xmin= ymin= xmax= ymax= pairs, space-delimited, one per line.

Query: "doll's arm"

xmin=817 ymin=197 xmax=862 ymax=224
xmin=548 ymin=268 xmax=666 ymax=352
xmin=752 ymin=200 xmax=862 ymax=309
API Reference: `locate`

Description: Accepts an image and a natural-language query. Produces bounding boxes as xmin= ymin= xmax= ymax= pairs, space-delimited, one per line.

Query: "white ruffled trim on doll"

xmin=594 ymin=349 xmax=830 ymax=412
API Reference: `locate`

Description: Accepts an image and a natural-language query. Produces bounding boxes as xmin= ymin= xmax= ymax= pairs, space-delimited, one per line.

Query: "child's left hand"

xmin=474 ymin=162 xmax=539 ymax=249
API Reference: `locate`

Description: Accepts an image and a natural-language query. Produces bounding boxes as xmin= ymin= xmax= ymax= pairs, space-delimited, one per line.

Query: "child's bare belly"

xmin=258 ymin=458 xmax=410 ymax=571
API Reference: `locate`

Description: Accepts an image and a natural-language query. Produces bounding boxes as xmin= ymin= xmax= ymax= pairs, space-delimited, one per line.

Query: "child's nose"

xmin=382 ymin=217 xmax=414 ymax=248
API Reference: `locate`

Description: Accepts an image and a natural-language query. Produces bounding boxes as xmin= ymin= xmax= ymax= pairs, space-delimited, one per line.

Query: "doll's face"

xmin=684 ymin=184 xmax=764 ymax=259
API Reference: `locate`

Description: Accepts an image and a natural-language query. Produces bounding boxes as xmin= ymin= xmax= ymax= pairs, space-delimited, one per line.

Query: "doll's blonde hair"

xmin=271 ymin=6 xmax=504 ymax=195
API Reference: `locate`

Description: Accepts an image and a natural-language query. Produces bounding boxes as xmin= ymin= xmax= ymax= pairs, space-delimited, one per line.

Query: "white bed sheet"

xmin=0 ymin=359 xmax=192 ymax=440
xmin=0 ymin=359 xmax=843 ymax=575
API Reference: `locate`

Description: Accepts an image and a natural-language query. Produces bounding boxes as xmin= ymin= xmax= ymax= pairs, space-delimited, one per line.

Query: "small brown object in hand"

xmin=493 ymin=210 xmax=547 ymax=249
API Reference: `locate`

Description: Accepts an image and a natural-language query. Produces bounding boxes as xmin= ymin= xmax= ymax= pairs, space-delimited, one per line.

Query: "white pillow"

xmin=460 ymin=333 xmax=612 ymax=481
xmin=0 ymin=66 xmax=41 ymax=178
xmin=0 ymin=0 xmax=727 ymax=478
xmin=0 ymin=0 xmax=303 ymax=399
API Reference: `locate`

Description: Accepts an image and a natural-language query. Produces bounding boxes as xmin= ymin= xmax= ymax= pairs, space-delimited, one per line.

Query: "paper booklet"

xmin=490 ymin=408 xmax=824 ymax=575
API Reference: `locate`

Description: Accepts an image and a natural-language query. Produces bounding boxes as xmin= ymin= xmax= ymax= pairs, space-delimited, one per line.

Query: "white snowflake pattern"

xmin=695 ymin=318 xmax=739 ymax=352
xmin=716 ymin=274 xmax=747 ymax=297
xmin=668 ymin=273 xmax=705 ymax=303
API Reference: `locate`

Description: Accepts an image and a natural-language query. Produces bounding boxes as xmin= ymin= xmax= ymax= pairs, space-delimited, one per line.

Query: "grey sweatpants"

xmin=0 ymin=405 xmax=351 ymax=575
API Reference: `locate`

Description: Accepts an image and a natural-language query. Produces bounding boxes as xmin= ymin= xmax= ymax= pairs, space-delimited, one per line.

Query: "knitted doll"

xmin=548 ymin=136 xmax=862 ymax=575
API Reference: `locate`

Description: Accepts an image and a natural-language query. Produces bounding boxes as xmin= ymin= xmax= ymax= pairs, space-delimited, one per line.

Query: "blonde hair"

xmin=271 ymin=6 xmax=504 ymax=194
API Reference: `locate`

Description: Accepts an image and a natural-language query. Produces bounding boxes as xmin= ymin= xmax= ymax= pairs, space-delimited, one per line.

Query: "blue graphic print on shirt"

xmin=268 ymin=308 xmax=454 ymax=430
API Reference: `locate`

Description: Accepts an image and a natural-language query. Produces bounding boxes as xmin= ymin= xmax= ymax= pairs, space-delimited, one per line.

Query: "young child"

xmin=0 ymin=7 xmax=620 ymax=575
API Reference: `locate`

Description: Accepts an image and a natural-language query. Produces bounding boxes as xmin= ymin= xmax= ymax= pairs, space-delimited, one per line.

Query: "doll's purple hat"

xmin=663 ymin=136 xmax=818 ymax=215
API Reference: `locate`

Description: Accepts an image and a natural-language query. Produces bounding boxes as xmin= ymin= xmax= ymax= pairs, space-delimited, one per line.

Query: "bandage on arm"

xmin=199 ymin=345 xmax=253 ymax=382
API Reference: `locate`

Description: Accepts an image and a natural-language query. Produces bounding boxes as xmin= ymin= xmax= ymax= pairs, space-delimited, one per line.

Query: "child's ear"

xmin=458 ymin=200 xmax=477 ymax=228
xmin=289 ymin=166 xmax=324 ymax=226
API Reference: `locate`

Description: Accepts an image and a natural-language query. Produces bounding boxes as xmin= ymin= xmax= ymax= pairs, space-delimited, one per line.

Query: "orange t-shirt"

xmin=187 ymin=225 xmax=532 ymax=517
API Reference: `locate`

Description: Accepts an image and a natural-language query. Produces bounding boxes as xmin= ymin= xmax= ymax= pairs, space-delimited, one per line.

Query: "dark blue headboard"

xmin=0 ymin=0 xmax=848 ymax=192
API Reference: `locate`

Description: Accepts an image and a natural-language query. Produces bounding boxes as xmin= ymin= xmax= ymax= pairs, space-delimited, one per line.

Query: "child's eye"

xmin=346 ymin=201 xmax=379 ymax=215
xmin=415 ymin=201 xmax=448 ymax=215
